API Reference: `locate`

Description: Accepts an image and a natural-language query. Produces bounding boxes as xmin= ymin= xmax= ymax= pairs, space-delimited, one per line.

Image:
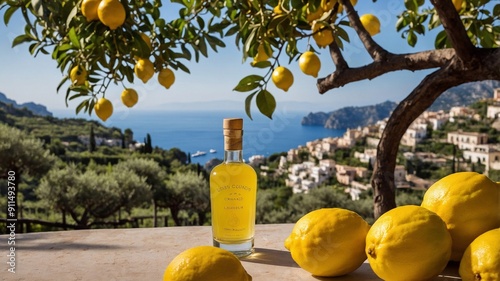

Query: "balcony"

xmin=2 ymin=224 xmax=460 ymax=280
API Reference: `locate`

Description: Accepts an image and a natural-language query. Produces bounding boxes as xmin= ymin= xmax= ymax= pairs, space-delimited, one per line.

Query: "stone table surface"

xmin=1 ymin=224 xmax=461 ymax=281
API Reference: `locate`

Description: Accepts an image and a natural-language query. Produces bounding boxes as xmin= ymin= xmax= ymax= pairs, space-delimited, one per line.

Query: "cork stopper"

xmin=223 ymin=118 xmax=243 ymax=150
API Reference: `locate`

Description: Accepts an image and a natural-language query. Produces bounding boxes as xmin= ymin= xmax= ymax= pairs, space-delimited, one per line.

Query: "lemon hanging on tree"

xmin=299 ymin=51 xmax=321 ymax=78
xmin=253 ymin=44 xmax=271 ymax=64
xmin=94 ymin=97 xmax=113 ymax=121
xmin=359 ymin=14 xmax=381 ymax=36
xmin=163 ymin=246 xmax=252 ymax=281
xmin=97 ymin=0 xmax=126 ymax=30
xmin=70 ymin=66 xmax=87 ymax=86
xmin=158 ymin=68 xmax=175 ymax=89
xmin=271 ymin=66 xmax=294 ymax=92
xmin=134 ymin=58 xmax=155 ymax=83
xmin=121 ymin=88 xmax=138 ymax=108
xmin=81 ymin=0 xmax=101 ymax=22
xmin=312 ymin=22 xmax=334 ymax=48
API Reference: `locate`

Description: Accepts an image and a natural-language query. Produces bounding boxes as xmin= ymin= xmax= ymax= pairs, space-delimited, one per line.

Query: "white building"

xmin=447 ymin=131 xmax=489 ymax=151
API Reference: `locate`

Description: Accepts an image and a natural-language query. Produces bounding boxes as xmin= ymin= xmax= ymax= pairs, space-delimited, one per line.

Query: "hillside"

xmin=302 ymin=80 xmax=500 ymax=129
xmin=0 ymin=92 xmax=52 ymax=116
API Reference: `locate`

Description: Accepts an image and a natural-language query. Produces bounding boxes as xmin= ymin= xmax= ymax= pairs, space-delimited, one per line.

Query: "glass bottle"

xmin=210 ymin=118 xmax=257 ymax=257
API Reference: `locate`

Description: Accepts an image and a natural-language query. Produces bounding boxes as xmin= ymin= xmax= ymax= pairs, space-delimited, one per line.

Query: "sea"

xmin=54 ymin=109 xmax=345 ymax=165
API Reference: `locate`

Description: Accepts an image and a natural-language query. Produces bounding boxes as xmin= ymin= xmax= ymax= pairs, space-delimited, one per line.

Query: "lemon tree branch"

xmin=430 ymin=0 xmax=476 ymax=63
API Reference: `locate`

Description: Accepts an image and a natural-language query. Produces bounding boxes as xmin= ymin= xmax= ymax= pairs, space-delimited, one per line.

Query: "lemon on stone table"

xmin=459 ymin=228 xmax=500 ymax=281
xmin=421 ymin=171 xmax=500 ymax=261
xmin=366 ymin=205 xmax=452 ymax=281
xmin=163 ymin=246 xmax=252 ymax=281
xmin=284 ymin=208 xmax=370 ymax=277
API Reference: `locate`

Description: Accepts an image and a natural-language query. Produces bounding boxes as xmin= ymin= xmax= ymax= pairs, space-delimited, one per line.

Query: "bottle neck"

xmin=224 ymin=149 xmax=243 ymax=163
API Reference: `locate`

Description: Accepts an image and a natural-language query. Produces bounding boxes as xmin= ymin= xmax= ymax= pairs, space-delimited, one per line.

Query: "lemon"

xmin=94 ymin=97 xmax=113 ymax=121
xmin=121 ymin=88 xmax=138 ymax=108
xmin=97 ymin=0 xmax=126 ymax=30
xmin=299 ymin=51 xmax=321 ymax=78
xmin=306 ymin=4 xmax=324 ymax=22
xmin=158 ymin=68 xmax=175 ymax=89
xmin=366 ymin=205 xmax=452 ymax=281
xmin=271 ymin=66 xmax=294 ymax=92
xmin=421 ymin=171 xmax=500 ymax=261
xmin=163 ymin=246 xmax=252 ymax=281
xmin=134 ymin=58 xmax=155 ymax=83
xmin=337 ymin=0 xmax=357 ymax=14
xmin=312 ymin=22 xmax=334 ymax=48
xmin=81 ymin=0 xmax=101 ymax=22
xmin=70 ymin=66 xmax=87 ymax=86
xmin=359 ymin=14 xmax=380 ymax=36
xmin=452 ymin=0 xmax=463 ymax=11
xmin=459 ymin=228 xmax=500 ymax=281
xmin=284 ymin=208 xmax=370 ymax=277
xmin=253 ymin=44 xmax=271 ymax=64
xmin=273 ymin=3 xmax=283 ymax=15
xmin=321 ymin=0 xmax=337 ymax=12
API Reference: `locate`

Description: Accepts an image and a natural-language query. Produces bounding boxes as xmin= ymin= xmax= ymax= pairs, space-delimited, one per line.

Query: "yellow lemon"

xmin=321 ymin=0 xmax=337 ymax=12
xmin=452 ymin=0 xmax=463 ymax=11
xmin=253 ymin=44 xmax=271 ymax=64
xmin=306 ymin=4 xmax=324 ymax=22
xmin=94 ymin=97 xmax=113 ymax=121
xmin=284 ymin=208 xmax=370 ymax=277
xmin=459 ymin=228 xmax=500 ymax=281
xmin=158 ymin=68 xmax=175 ymax=89
xmin=359 ymin=14 xmax=381 ymax=36
xmin=121 ymin=88 xmax=138 ymax=108
xmin=134 ymin=58 xmax=155 ymax=83
xmin=299 ymin=51 xmax=321 ymax=78
xmin=81 ymin=0 xmax=101 ymax=22
xmin=163 ymin=246 xmax=252 ymax=281
xmin=337 ymin=0 xmax=357 ymax=14
xmin=421 ymin=171 xmax=500 ymax=261
xmin=366 ymin=205 xmax=452 ymax=281
xmin=273 ymin=3 xmax=283 ymax=15
xmin=70 ymin=66 xmax=87 ymax=86
xmin=271 ymin=66 xmax=293 ymax=92
xmin=97 ymin=0 xmax=126 ymax=30
xmin=312 ymin=22 xmax=334 ymax=48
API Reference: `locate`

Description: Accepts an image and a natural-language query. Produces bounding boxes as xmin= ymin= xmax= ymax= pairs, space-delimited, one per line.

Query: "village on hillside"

xmin=248 ymin=89 xmax=500 ymax=199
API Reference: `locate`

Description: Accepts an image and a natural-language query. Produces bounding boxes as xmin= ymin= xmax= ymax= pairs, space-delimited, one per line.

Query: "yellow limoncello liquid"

xmin=210 ymin=161 xmax=257 ymax=256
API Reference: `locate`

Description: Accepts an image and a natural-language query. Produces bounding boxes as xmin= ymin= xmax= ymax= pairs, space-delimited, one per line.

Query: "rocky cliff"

xmin=302 ymin=80 xmax=500 ymax=129
xmin=0 ymin=92 xmax=53 ymax=116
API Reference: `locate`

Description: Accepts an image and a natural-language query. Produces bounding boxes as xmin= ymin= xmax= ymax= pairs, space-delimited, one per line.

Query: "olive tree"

xmin=2 ymin=0 xmax=499 ymax=218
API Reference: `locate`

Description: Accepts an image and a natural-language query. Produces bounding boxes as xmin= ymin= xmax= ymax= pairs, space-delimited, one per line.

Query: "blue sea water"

xmin=55 ymin=109 xmax=345 ymax=164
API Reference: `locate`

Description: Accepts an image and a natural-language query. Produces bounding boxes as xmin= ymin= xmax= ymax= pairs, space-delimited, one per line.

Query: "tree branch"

xmin=328 ymin=40 xmax=348 ymax=70
xmin=317 ymin=48 xmax=456 ymax=93
xmin=340 ymin=0 xmax=390 ymax=61
xmin=430 ymin=0 xmax=476 ymax=62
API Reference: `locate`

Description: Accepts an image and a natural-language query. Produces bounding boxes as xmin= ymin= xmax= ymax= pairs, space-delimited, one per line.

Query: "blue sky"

xmin=0 ymin=0 xmax=440 ymax=118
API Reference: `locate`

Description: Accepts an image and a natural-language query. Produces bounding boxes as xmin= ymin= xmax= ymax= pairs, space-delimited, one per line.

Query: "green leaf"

xmin=75 ymin=99 xmax=90 ymax=115
xmin=3 ymin=5 xmax=19 ymax=25
xmin=335 ymin=26 xmax=350 ymax=43
xmin=56 ymin=76 xmax=69 ymax=93
xmin=251 ymin=61 xmax=272 ymax=68
xmin=434 ymin=30 xmax=448 ymax=49
xmin=233 ymin=75 xmax=263 ymax=92
xmin=256 ymin=89 xmax=276 ymax=119
xmin=66 ymin=5 xmax=78 ymax=27
xmin=68 ymin=27 xmax=81 ymax=49
xmin=244 ymin=91 xmax=257 ymax=120
xmin=12 ymin=34 xmax=32 ymax=47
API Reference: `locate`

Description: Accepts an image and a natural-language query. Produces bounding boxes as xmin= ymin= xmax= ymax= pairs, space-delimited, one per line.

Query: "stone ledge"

xmin=0 ymin=224 xmax=460 ymax=280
